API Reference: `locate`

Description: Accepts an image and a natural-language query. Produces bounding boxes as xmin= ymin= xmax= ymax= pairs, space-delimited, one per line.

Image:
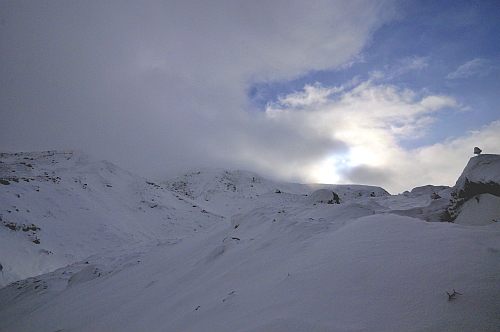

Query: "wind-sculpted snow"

xmin=1 ymin=151 xmax=500 ymax=331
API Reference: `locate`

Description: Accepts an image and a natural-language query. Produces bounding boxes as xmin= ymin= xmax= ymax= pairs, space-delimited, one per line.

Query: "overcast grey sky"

xmin=1 ymin=1 xmax=499 ymax=193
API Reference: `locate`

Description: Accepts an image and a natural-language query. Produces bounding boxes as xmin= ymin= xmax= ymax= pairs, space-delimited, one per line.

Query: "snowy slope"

xmin=165 ymin=168 xmax=390 ymax=218
xmin=1 ymin=206 xmax=499 ymax=331
xmin=1 ymin=151 xmax=499 ymax=331
xmin=0 ymin=151 xmax=222 ymax=286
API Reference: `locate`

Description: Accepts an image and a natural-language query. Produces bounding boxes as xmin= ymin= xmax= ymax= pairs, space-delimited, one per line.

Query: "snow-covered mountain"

xmin=0 ymin=151 xmax=222 ymax=286
xmin=1 ymin=151 xmax=499 ymax=331
xmin=164 ymin=167 xmax=390 ymax=217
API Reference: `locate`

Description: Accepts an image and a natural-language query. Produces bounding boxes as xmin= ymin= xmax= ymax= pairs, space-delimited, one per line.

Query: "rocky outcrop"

xmin=447 ymin=154 xmax=500 ymax=224
xmin=309 ymin=189 xmax=340 ymax=204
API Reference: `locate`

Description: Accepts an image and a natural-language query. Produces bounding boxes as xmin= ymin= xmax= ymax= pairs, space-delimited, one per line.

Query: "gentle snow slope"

xmin=1 ymin=211 xmax=499 ymax=331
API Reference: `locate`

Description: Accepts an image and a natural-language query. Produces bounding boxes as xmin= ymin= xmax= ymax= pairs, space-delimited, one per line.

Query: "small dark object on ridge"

xmin=446 ymin=289 xmax=462 ymax=301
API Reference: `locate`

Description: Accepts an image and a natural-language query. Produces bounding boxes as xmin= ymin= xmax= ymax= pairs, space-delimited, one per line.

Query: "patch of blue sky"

xmin=248 ymin=0 xmax=500 ymax=149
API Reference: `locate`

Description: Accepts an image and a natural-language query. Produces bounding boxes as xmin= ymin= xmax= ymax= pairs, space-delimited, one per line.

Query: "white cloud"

xmin=389 ymin=121 xmax=500 ymax=191
xmin=400 ymin=56 xmax=429 ymax=70
xmin=337 ymin=53 xmax=366 ymax=70
xmin=395 ymin=55 xmax=430 ymax=75
xmin=446 ymin=58 xmax=488 ymax=79
xmin=226 ymin=78 xmax=499 ymax=194
xmin=376 ymin=55 xmax=431 ymax=80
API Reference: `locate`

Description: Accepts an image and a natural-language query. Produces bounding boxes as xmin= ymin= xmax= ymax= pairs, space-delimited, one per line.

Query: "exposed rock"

xmin=430 ymin=192 xmax=441 ymax=200
xmin=447 ymin=154 xmax=500 ymax=224
xmin=309 ymin=189 xmax=340 ymax=204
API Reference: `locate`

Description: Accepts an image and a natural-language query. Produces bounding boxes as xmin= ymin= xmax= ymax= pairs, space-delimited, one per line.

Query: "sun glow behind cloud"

xmin=261 ymin=77 xmax=464 ymax=191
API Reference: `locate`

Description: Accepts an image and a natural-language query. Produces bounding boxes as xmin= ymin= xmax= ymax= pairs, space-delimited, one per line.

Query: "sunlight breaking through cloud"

xmin=257 ymin=79 xmax=469 ymax=192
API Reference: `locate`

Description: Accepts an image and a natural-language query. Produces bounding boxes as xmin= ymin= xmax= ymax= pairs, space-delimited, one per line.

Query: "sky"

xmin=1 ymin=0 xmax=499 ymax=193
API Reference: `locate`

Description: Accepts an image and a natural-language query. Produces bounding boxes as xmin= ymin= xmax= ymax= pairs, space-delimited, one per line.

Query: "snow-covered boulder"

xmin=447 ymin=154 xmax=500 ymax=224
xmin=309 ymin=189 xmax=340 ymax=204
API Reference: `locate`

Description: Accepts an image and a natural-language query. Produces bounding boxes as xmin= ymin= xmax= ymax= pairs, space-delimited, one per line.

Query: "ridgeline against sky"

xmin=1 ymin=1 xmax=499 ymax=193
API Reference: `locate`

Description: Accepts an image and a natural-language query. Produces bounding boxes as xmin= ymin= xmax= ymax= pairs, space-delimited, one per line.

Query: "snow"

xmin=454 ymin=194 xmax=500 ymax=225
xmin=1 ymin=151 xmax=500 ymax=331
xmin=0 ymin=151 xmax=221 ymax=286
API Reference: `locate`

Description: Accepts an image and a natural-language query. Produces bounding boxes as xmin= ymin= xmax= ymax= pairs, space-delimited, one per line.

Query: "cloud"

xmin=349 ymin=118 xmax=500 ymax=194
xmin=232 ymin=78 xmax=499 ymax=193
xmin=337 ymin=54 xmax=367 ymax=70
xmin=375 ymin=55 xmax=431 ymax=80
xmin=0 ymin=1 xmax=398 ymax=179
xmin=3 ymin=1 xmax=498 ymax=195
xmin=226 ymin=79 xmax=462 ymax=193
xmin=395 ymin=55 xmax=430 ymax=75
xmin=446 ymin=58 xmax=488 ymax=79
xmin=342 ymin=164 xmax=392 ymax=187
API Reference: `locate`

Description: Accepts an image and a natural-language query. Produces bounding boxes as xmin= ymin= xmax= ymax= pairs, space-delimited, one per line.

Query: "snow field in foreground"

xmin=1 ymin=152 xmax=499 ymax=331
xmin=1 ymin=212 xmax=499 ymax=331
